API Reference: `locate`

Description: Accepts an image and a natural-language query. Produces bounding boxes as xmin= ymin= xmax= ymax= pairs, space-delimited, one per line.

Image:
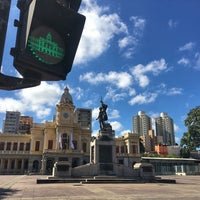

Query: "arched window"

xmin=62 ymin=133 xmax=69 ymax=150
xmin=32 ymin=160 xmax=39 ymax=172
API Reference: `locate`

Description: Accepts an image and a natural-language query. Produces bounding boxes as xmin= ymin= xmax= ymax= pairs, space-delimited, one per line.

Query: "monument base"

xmin=52 ymin=161 xmax=71 ymax=178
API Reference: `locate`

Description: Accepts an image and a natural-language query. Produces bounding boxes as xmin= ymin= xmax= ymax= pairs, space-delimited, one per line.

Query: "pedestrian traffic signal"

xmin=11 ymin=0 xmax=85 ymax=81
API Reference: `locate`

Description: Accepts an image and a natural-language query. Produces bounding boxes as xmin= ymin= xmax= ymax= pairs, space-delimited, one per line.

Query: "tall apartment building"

xmin=2 ymin=111 xmax=21 ymax=134
xmin=75 ymin=108 xmax=92 ymax=129
xmin=133 ymin=111 xmax=152 ymax=136
xmin=2 ymin=112 xmax=33 ymax=134
xmin=155 ymin=112 xmax=175 ymax=145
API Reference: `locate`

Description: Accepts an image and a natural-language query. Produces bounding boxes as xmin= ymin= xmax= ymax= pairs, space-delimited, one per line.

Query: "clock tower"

xmin=56 ymin=87 xmax=75 ymax=126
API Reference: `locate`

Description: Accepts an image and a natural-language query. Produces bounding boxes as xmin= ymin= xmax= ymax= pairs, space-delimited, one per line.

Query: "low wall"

xmin=71 ymin=163 xmax=139 ymax=178
xmin=114 ymin=164 xmax=139 ymax=177
xmin=71 ymin=163 xmax=99 ymax=177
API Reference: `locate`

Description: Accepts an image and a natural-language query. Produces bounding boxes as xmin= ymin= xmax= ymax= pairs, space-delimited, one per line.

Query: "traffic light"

xmin=0 ymin=0 xmax=40 ymax=90
xmin=11 ymin=0 xmax=85 ymax=81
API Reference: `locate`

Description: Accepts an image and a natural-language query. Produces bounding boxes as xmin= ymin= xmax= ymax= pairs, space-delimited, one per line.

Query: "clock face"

xmin=63 ymin=112 xmax=69 ymax=119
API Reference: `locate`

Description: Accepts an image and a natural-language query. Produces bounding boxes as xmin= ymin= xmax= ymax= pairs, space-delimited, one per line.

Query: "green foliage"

xmin=180 ymin=147 xmax=190 ymax=158
xmin=180 ymin=106 xmax=200 ymax=151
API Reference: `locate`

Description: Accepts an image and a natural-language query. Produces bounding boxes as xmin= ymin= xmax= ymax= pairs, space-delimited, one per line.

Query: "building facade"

xmin=0 ymin=87 xmax=92 ymax=175
xmin=155 ymin=112 xmax=175 ymax=145
xmin=2 ymin=112 xmax=33 ymax=134
xmin=18 ymin=116 xmax=33 ymax=134
xmin=2 ymin=111 xmax=21 ymax=134
xmin=0 ymin=87 xmax=140 ymax=175
xmin=133 ymin=111 xmax=152 ymax=136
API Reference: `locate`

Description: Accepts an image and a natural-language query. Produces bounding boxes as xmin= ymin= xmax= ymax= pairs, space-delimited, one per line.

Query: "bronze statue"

xmin=96 ymin=98 xmax=108 ymax=130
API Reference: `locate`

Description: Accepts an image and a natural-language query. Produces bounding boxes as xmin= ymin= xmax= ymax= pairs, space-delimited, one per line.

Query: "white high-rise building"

xmin=155 ymin=112 xmax=175 ymax=145
xmin=133 ymin=111 xmax=152 ymax=136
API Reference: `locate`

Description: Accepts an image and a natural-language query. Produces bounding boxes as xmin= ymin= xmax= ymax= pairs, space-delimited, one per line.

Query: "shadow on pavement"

xmin=0 ymin=188 xmax=19 ymax=199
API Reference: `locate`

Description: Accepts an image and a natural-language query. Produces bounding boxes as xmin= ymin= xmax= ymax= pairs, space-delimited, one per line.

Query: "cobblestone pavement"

xmin=0 ymin=175 xmax=200 ymax=200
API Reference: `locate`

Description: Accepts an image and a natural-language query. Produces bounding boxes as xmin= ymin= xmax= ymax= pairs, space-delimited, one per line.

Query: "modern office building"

xmin=155 ymin=112 xmax=175 ymax=145
xmin=133 ymin=111 xmax=152 ymax=136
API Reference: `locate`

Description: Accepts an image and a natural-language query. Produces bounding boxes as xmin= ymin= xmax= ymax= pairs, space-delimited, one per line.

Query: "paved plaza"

xmin=0 ymin=175 xmax=200 ymax=200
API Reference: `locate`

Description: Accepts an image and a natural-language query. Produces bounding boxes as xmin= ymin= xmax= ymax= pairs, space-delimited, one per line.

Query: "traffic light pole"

xmin=0 ymin=0 xmax=40 ymax=90
xmin=0 ymin=0 xmax=11 ymax=68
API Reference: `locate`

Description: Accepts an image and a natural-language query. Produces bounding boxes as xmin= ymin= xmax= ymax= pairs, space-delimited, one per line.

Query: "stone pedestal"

xmin=90 ymin=124 xmax=116 ymax=175
xmin=52 ymin=161 xmax=71 ymax=177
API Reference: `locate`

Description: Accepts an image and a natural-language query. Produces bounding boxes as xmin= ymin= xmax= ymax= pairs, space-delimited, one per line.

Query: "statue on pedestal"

xmin=96 ymin=98 xmax=108 ymax=130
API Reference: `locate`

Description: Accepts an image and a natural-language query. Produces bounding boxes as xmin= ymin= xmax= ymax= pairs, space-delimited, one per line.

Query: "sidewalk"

xmin=0 ymin=175 xmax=200 ymax=199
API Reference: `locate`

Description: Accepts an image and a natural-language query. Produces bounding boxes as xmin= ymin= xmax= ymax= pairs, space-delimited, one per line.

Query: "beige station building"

xmin=0 ymin=87 xmax=140 ymax=175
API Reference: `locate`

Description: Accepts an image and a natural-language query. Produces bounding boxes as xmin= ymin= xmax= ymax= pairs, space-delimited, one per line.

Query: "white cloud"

xmin=118 ymin=36 xmax=136 ymax=49
xmin=0 ymin=82 xmax=63 ymax=119
xmin=167 ymin=88 xmax=183 ymax=95
xmin=0 ymin=98 xmax=24 ymax=113
xmin=80 ymin=71 xmax=133 ymax=89
xmin=119 ymin=129 xmax=132 ymax=137
xmin=92 ymin=107 xmax=99 ymax=120
xmin=109 ymin=109 xmax=120 ymax=119
xmin=179 ymin=42 xmax=195 ymax=51
xmin=110 ymin=121 xmax=123 ymax=131
xmin=91 ymin=129 xmax=99 ymax=137
xmin=129 ymin=92 xmax=157 ymax=105
xmin=105 ymin=87 xmax=128 ymax=102
xmin=118 ymin=16 xmax=146 ymax=58
xmin=83 ymin=100 xmax=93 ymax=107
xmin=130 ymin=58 xmax=168 ymax=87
xmin=194 ymin=52 xmax=200 ymax=70
xmin=177 ymin=57 xmax=190 ymax=66
xmin=69 ymin=87 xmax=84 ymax=100
xmin=177 ymin=52 xmax=200 ymax=71
xmin=158 ymin=84 xmax=183 ymax=96
xmin=130 ymin=16 xmax=146 ymax=32
xmin=168 ymin=19 xmax=178 ymax=29
xmin=75 ymin=0 xmax=127 ymax=64
xmin=174 ymin=123 xmax=180 ymax=132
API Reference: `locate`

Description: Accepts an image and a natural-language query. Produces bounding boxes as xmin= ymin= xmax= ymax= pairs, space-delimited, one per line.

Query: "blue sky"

xmin=1 ymin=0 xmax=200 ymax=144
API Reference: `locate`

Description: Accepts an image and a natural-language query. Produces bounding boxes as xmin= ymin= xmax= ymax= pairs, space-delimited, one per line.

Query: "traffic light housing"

xmin=11 ymin=0 xmax=85 ymax=81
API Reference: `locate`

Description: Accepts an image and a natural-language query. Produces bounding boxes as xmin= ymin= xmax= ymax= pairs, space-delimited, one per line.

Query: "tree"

xmin=180 ymin=106 xmax=200 ymax=151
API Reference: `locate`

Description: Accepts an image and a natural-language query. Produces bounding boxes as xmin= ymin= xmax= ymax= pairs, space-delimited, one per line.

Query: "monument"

xmin=62 ymin=98 xmax=138 ymax=178
xmin=90 ymin=98 xmax=116 ymax=175
xmin=42 ymin=96 xmax=156 ymax=182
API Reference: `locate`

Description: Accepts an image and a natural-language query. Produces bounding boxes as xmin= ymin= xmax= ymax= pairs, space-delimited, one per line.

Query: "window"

xmin=19 ymin=143 xmax=24 ymax=151
xmin=4 ymin=160 xmax=8 ymax=169
xmin=17 ymin=160 xmax=22 ymax=169
xmin=121 ymin=146 xmax=124 ymax=153
xmin=73 ymin=140 xmax=77 ymax=149
xmin=116 ymin=146 xmax=119 ymax=153
xmin=132 ymin=145 xmax=137 ymax=154
xmin=26 ymin=143 xmax=30 ymax=151
xmin=11 ymin=160 xmax=15 ymax=169
xmin=48 ymin=140 xmax=53 ymax=150
xmin=0 ymin=142 xmax=5 ymax=150
xmin=13 ymin=142 xmax=18 ymax=151
xmin=35 ymin=141 xmax=40 ymax=151
xmin=82 ymin=142 xmax=87 ymax=152
xmin=119 ymin=159 xmax=124 ymax=164
xmin=62 ymin=134 xmax=68 ymax=150
xmin=24 ymin=159 xmax=29 ymax=170
xmin=6 ymin=142 xmax=11 ymax=151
